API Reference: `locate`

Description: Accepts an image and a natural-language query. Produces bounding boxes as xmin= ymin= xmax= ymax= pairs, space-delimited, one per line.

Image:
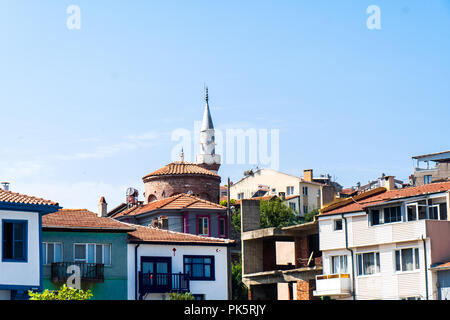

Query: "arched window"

xmin=147 ymin=194 xmax=157 ymax=203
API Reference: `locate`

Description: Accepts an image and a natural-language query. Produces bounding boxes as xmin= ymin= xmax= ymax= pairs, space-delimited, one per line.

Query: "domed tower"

xmin=195 ymin=87 xmax=221 ymax=173
xmin=142 ymin=159 xmax=221 ymax=204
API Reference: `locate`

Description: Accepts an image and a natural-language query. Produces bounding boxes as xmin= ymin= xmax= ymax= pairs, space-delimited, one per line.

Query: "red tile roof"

xmin=321 ymin=181 xmax=450 ymax=216
xmin=432 ymin=262 xmax=450 ymax=270
xmin=0 ymin=189 xmax=59 ymax=206
xmin=43 ymin=209 xmax=136 ymax=231
xmin=143 ymin=162 xmax=219 ymax=180
xmin=113 ymin=193 xmax=226 ymax=218
xmin=128 ymin=224 xmax=233 ymax=245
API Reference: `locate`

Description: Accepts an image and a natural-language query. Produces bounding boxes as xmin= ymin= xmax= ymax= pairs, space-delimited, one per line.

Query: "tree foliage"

xmin=231 ymin=258 xmax=248 ymax=300
xmin=168 ymin=292 xmax=195 ymax=300
xmin=259 ymin=199 xmax=300 ymax=228
xmin=28 ymin=284 xmax=93 ymax=300
xmin=303 ymin=209 xmax=320 ymax=223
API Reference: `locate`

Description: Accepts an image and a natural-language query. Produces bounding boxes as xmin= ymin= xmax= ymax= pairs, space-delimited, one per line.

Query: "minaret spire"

xmin=195 ymin=86 xmax=221 ymax=173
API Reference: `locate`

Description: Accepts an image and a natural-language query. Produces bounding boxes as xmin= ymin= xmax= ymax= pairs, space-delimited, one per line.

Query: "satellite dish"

xmin=126 ymin=187 xmax=138 ymax=197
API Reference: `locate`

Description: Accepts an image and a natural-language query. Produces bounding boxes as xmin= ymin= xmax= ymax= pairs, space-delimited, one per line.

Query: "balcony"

xmin=139 ymin=272 xmax=190 ymax=296
xmin=51 ymin=262 xmax=104 ymax=283
xmin=313 ymin=274 xmax=352 ymax=297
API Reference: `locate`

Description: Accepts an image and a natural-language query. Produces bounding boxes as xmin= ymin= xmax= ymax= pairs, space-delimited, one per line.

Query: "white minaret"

xmin=195 ymin=86 xmax=221 ymax=173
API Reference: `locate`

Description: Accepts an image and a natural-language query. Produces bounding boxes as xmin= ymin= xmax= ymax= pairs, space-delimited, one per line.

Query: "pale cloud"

xmin=0 ymin=160 xmax=49 ymax=180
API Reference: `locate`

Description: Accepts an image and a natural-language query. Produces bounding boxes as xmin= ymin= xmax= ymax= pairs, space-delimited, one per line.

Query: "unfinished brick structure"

xmin=241 ymin=199 xmax=322 ymax=300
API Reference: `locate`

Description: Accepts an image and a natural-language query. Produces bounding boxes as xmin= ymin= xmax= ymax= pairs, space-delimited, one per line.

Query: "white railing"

xmin=314 ymin=273 xmax=352 ymax=297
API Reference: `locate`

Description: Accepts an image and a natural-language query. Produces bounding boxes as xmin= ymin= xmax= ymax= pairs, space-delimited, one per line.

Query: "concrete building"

xmin=411 ymin=150 xmax=450 ymax=186
xmin=314 ymin=180 xmax=450 ymax=300
xmin=240 ymin=200 xmax=322 ymax=300
xmin=230 ymin=169 xmax=336 ymax=218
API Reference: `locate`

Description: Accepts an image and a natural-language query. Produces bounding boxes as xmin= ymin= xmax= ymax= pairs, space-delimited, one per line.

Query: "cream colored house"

xmin=230 ymin=169 xmax=326 ymax=217
xmin=314 ymin=179 xmax=450 ymax=300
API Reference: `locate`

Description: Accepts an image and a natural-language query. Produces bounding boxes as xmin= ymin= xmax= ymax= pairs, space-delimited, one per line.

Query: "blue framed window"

xmin=2 ymin=220 xmax=28 ymax=262
xmin=183 ymin=255 xmax=215 ymax=280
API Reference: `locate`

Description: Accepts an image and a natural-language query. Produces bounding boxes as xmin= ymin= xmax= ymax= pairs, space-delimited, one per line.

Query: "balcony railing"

xmin=313 ymin=273 xmax=351 ymax=297
xmin=139 ymin=272 xmax=189 ymax=295
xmin=51 ymin=262 xmax=104 ymax=283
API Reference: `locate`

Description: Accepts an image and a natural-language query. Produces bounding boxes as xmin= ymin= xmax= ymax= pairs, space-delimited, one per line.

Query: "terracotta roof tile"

xmin=113 ymin=193 xmax=226 ymax=218
xmin=321 ymin=181 xmax=450 ymax=216
xmin=43 ymin=209 xmax=136 ymax=231
xmin=0 ymin=189 xmax=59 ymax=206
xmin=127 ymin=224 xmax=233 ymax=245
xmin=143 ymin=162 xmax=219 ymax=180
xmin=433 ymin=262 xmax=450 ymax=269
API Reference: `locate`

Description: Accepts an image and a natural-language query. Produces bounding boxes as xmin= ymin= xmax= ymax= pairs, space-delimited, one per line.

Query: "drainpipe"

xmin=135 ymin=244 xmax=140 ymax=300
xmin=342 ymin=214 xmax=356 ymax=300
xmin=421 ymin=235 xmax=429 ymax=300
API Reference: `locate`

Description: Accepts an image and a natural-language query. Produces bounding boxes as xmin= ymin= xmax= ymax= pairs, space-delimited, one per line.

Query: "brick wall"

xmin=144 ymin=175 xmax=220 ymax=203
xmin=296 ymin=279 xmax=317 ymax=300
xmin=294 ymin=236 xmax=309 ymax=268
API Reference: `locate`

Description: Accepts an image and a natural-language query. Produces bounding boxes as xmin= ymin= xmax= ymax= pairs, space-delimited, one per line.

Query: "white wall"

xmin=0 ymin=210 xmax=41 ymax=288
xmin=127 ymin=243 xmax=229 ymax=300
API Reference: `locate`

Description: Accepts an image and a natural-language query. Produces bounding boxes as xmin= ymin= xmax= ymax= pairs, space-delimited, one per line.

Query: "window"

xmin=331 ymin=255 xmax=348 ymax=274
xmin=289 ymin=202 xmax=296 ymax=211
xmin=218 ymin=216 xmax=226 ymax=238
xmin=424 ymin=175 xmax=432 ymax=185
xmin=395 ymin=248 xmax=419 ymax=272
xmin=407 ymin=204 xmax=417 ymax=221
xmin=197 ymin=216 xmax=210 ymax=236
xmin=302 ymin=187 xmax=308 ymax=196
xmin=2 ymin=220 xmax=27 ymax=262
xmin=303 ymin=205 xmax=309 ymax=214
xmin=384 ymin=206 xmax=402 ymax=223
xmin=286 ymin=186 xmax=294 ymax=196
xmin=42 ymin=242 xmax=63 ymax=264
xmin=371 ymin=210 xmax=381 ymax=225
xmin=73 ymin=243 xmax=111 ymax=266
xmin=334 ymin=219 xmax=343 ymax=231
xmin=237 ymin=193 xmax=244 ymax=200
xmin=183 ymin=256 xmax=215 ymax=280
xmin=271 ymin=188 xmax=276 ymax=194
xmin=356 ymin=252 xmax=380 ymax=276
xmin=429 ymin=205 xmax=439 ymax=220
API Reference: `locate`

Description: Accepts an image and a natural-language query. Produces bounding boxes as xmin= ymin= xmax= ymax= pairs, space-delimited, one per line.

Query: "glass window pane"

xmin=402 ymin=249 xmax=413 ymax=271
xmin=414 ymin=248 xmax=419 ymax=269
xmin=395 ymin=251 xmax=401 ymax=271
xmin=87 ymin=244 xmax=95 ymax=263
xmin=42 ymin=243 xmax=47 ymax=264
xmin=332 ymin=256 xmax=339 ymax=274
xmin=376 ymin=252 xmax=380 ymax=273
xmin=185 ymin=264 xmax=191 ymax=276
xmin=48 ymin=243 xmax=54 ymax=264
xmin=363 ymin=252 xmax=375 ymax=275
xmin=103 ymin=245 xmax=111 ymax=266
xmin=156 ymin=262 xmax=168 ymax=274
xmin=96 ymin=245 xmax=103 ymax=264
xmin=74 ymin=244 xmax=86 ymax=260
xmin=3 ymin=223 xmax=13 ymax=259
xmin=14 ymin=241 xmax=24 ymax=259
xmin=204 ymin=265 xmax=211 ymax=277
xmin=341 ymin=256 xmax=348 ymax=273
xmin=54 ymin=244 xmax=62 ymax=263
xmin=193 ymin=263 xmax=203 ymax=277
xmin=357 ymin=255 xmax=363 ymax=276
xmin=184 ymin=257 xmax=191 ymax=264
xmin=13 ymin=223 xmax=24 ymax=241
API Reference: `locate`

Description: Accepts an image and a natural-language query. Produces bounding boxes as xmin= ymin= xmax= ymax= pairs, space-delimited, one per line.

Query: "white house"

xmin=314 ymin=179 xmax=450 ymax=300
xmin=230 ymin=168 xmax=327 ymax=217
xmin=126 ymin=224 xmax=234 ymax=300
xmin=0 ymin=186 xmax=60 ymax=300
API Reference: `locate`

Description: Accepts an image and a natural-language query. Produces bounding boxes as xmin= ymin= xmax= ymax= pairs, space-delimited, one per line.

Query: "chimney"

xmin=1 ymin=182 xmax=10 ymax=191
xmin=98 ymin=196 xmax=107 ymax=217
xmin=159 ymin=216 xmax=169 ymax=230
xmin=303 ymin=169 xmax=313 ymax=182
xmin=384 ymin=176 xmax=395 ymax=191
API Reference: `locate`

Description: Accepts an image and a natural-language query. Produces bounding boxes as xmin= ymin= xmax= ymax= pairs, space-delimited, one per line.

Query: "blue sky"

xmin=1 ymin=1 xmax=449 ymax=212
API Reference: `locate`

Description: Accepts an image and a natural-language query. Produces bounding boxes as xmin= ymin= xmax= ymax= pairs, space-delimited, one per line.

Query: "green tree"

xmin=28 ymin=284 xmax=93 ymax=300
xmin=303 ymin=209 xmax=319 ymax=223
xmin=168 ymin=292 xmax=195 ymax=300
xmin=260 ymin=199 xmax=299 ymax=228
xmin=231 ymin=258 xmax=248 ymax=300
